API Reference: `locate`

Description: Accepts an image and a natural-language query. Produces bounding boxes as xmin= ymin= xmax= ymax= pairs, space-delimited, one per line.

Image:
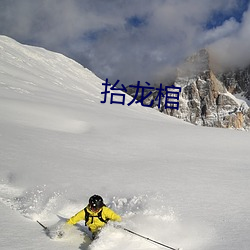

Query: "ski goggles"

xmin=89 ymin=204 xmax=101 ymax=212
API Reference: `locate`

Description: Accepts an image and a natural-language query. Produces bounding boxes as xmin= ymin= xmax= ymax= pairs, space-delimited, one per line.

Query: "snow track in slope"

xmin=0 ymin=180 xmax=65 ymax=221
xmin=0 ymin=180 xmax=214 ymax=250
xmin=0 ymin=98 xmax=91 ymax=134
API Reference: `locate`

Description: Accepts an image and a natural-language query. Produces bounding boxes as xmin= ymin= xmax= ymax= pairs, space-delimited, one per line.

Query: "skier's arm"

xmin=104 ymin=207 xmax=122 ymax=222
xmin=67 ymin=209 xmax=85 ymax=225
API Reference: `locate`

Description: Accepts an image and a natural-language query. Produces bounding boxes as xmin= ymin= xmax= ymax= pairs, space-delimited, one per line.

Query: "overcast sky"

xmin=0 ymin=0 xmax=249 ymax=85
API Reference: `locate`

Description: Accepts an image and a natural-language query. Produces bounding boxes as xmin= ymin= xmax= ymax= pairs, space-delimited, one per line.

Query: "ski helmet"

xmin=89 ymin=195 xmax=104 ymax=210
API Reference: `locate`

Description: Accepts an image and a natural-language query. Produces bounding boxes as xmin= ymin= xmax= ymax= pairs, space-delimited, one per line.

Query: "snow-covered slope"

xmin=0 ymin=36 xmax=250 ymax=250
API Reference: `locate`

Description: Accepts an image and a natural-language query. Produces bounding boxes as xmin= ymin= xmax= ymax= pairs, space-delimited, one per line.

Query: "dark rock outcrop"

xmin=126 ymin=49 xmax=250 ymax=130
xmin=168 ymin=49 xmax=250 ymax=129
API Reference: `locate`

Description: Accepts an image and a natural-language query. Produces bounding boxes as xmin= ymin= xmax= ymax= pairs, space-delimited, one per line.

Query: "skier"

xmin=66 ymin=194 xmax=121 ymax=239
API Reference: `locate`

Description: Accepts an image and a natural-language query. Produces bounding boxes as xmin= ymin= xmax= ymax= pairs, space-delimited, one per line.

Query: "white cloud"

xmin=200 ymin=18 xmax=240 ymax=45
xmin=209 ymin=5 xmax=250 ymax=68
xmin=0 ymin=0 xmax=249 ymax=84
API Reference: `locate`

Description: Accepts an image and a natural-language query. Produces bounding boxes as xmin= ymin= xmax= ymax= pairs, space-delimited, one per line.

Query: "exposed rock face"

xmin=167 ymin=49 xmax=250 ymax=129
xmin=125 ymin=49 xmax=250 ymax=130
xmin=217 ymin=66 xmax=250 ymax=100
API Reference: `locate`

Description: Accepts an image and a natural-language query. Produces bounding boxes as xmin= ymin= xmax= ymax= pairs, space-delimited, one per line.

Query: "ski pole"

xmin=37 ymin=220 xmax=48 ymax=231
xmin=122 ymin=227 xmax=180 ymax=250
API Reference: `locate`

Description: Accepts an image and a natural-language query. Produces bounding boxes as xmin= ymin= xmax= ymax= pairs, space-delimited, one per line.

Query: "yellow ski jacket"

xmin=67 ymin=206 xmax=121 ymax=233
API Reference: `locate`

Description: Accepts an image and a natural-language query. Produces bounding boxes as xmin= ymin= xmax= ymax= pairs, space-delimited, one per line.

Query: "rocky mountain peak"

xmin=124 ymin=48 xmax=250 ymax=130
xmin=170 ymin=49 xmax=250 ymax=129
xmin=216 ymin=66 xmax=250 ymax=101
xmin=177 ymin=48 xmax=210 ymax=78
